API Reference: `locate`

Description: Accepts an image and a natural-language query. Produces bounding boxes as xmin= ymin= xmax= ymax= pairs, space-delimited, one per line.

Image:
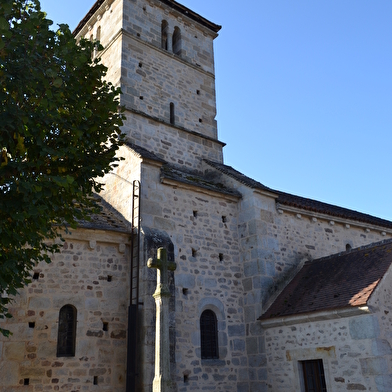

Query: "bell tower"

xmin=75 ymin=0 xmax=223 ymax=172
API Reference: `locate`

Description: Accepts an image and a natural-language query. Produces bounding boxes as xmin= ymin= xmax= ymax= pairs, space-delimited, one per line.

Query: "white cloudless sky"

xmin=40 ymin=0 xmax=392 ymax=220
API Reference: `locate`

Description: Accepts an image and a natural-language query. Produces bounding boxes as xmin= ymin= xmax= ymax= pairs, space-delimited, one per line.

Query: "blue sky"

xmin=40 ymin=0 xmax=392 ymax=220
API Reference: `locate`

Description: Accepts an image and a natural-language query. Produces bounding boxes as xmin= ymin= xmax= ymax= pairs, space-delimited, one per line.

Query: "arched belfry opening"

xmin=161 ymin=20 xmax=169 ymax=50
xmin=172 ymin=26 xmax=181 ymax=55
xmin=96 ymin=25 xmax=101 ymax=42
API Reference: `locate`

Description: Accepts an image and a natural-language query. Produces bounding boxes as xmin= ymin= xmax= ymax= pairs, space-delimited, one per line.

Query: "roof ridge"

xmin=204 ymin=160 xmax=392 ymax=230
xmin=203 ymin=159 xmax=274 ymax=192
xmin=124 ymin=141 xmax=167 ymax=163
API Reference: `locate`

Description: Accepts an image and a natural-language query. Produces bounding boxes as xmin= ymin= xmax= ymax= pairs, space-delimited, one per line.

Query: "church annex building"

xmin=1 ymin=1 xmax=392 ymax=391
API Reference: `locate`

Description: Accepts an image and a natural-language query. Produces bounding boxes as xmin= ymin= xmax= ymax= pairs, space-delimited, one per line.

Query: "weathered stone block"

xmin=176 ymin=274 xmax=196 ymax=288
xmin=237 ymin=381 xmax=249 ymax=392
xmin=248 ymin=354 xmax=266 ymax=368
xmin=349 ymin=316 xmax=378 ymax=340
xmin=372 ymin=339 xmax=392 ymax=356
xmin=28 ymin=297 xmax=51 ymax=310
xmin=375 ymin=375 xmax=392 ymax=392
xmin=360 ymin=357 xmax=388 ymax=376
xmin=228 ymin=325 xmax=245 ymax=337
xmin=0 ymin=361 xmax=20 ymax=386
xmin=4 ymin=342 xmax=25 ymax=361
xmin=246 ymin=337 xmax=258 ymax=355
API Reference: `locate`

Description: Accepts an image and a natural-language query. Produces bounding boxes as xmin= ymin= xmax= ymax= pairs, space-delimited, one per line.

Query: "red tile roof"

xmin=259 ymin=240 xmax=392 ymax=321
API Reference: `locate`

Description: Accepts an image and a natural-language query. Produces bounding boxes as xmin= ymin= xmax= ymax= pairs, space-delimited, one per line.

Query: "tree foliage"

xmin=0 ymin=0 xmax=124 ymax=335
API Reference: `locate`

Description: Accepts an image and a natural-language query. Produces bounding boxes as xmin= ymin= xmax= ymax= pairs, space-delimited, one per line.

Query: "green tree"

xmin=0 ymin=0 xmax=124 ymax=335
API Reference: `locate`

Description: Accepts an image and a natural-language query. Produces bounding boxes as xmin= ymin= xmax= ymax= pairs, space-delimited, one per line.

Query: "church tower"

xmin=74 ymin=0 xmax=223 ymax=173
xmin=74 ymin=2 xmax=240 ymax=391
xmin=3 ymin=2 xmax=392 ymax=392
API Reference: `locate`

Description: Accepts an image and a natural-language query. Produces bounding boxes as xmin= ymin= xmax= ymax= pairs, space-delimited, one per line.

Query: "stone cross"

xmin=147 ymin=247 xmax=176 ymax=392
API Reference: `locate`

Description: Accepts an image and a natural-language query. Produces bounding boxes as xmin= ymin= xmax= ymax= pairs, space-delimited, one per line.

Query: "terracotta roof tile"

xmin=259 ymin=239 xmax=392 ymax=321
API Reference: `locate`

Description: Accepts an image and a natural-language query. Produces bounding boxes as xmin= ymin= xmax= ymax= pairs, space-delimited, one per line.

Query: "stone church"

xmin=2 ymin=0 xmax=392 ymax=391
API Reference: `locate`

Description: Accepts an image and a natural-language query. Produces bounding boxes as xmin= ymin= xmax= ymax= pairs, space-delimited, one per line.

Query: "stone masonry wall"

xmin=122 ymin=112 xmax=223 ymax=172
xmin=239 ymin=188 xmax=392 ymax=392
xmin=201 ymin=164 xmax=392 ymax=391
xmin=78 ymin=0 xmax=123 ymax=91
xmin=368 ymin=267 xmax=392 ymax=390
xmin=123 ymin=0 xmax=217 ymax=74
xmin=139 ymin=163 xmax=245 ymax=392
xmin=263 ymin=268 xmax=392 ymax=392
xmin=78 ymin=0 xmax=123 ymax=49
xmin=263 ymin=312 xmax=386 ymax=391
xmin=120 ymin=32 xmax=218 ymax=140
xmin=99 ymin=144 xmax=142 ymax=224
xmin=0 ymin=230 xmax=130 ymax=392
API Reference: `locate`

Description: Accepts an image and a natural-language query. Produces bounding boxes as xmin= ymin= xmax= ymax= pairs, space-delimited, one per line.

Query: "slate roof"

xmin=204 ymin=159 xmax=275 ymax=193
xmin=73 ymin=0 xmax=221 ymax=36
xmin=124 ymin=141 xmax=166 ymax=163
xmin=259 ymin=239 xmax=392 ymax=321
xmin=204 ymin=159 xmax=392 ymax=229
xmin=161 ymin=164 xmax=242 ymax=198
xmin=277 ymin=191 xmax=392 ymax=229
xmin=76 ymin=195 xmax=131 ymax=233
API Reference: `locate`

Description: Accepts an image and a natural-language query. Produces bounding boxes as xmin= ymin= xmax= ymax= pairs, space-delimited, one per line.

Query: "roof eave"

xmin=73 ymin=0 xmax=221 ymax=37
xmin=259 ymin=306 xmax=370 ymax=329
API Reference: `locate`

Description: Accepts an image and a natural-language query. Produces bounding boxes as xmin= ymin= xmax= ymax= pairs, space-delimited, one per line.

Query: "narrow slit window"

xmin=301 ymin=359 xmax=327 ymax=392
xmin=170 ymin=102 xmax=175 ymax=125
xmin=200 ymin=309 xmax=219 ymax=359
xmin=57 ymin=305 xmax=77 ymax=357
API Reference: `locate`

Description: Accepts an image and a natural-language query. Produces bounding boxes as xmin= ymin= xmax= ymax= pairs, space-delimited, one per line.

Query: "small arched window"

xmin=170 ymin=102 xmax=175 ymax=125
xmin=57 ymin=305 xmax=77 ymax=357
xmin=96 ymin=26 xmax=101 ymax=42
xmin=172 ymin=26 xmax=181 ymax=55
xmin=200 ymin=309 xmax=218 ymax=359
xmin=161 ymin=20 xmax=168 ymax=50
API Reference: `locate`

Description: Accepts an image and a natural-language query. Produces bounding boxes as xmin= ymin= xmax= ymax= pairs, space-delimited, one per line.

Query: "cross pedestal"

xmin=147 ymin=247 xmax=176 ymax=392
